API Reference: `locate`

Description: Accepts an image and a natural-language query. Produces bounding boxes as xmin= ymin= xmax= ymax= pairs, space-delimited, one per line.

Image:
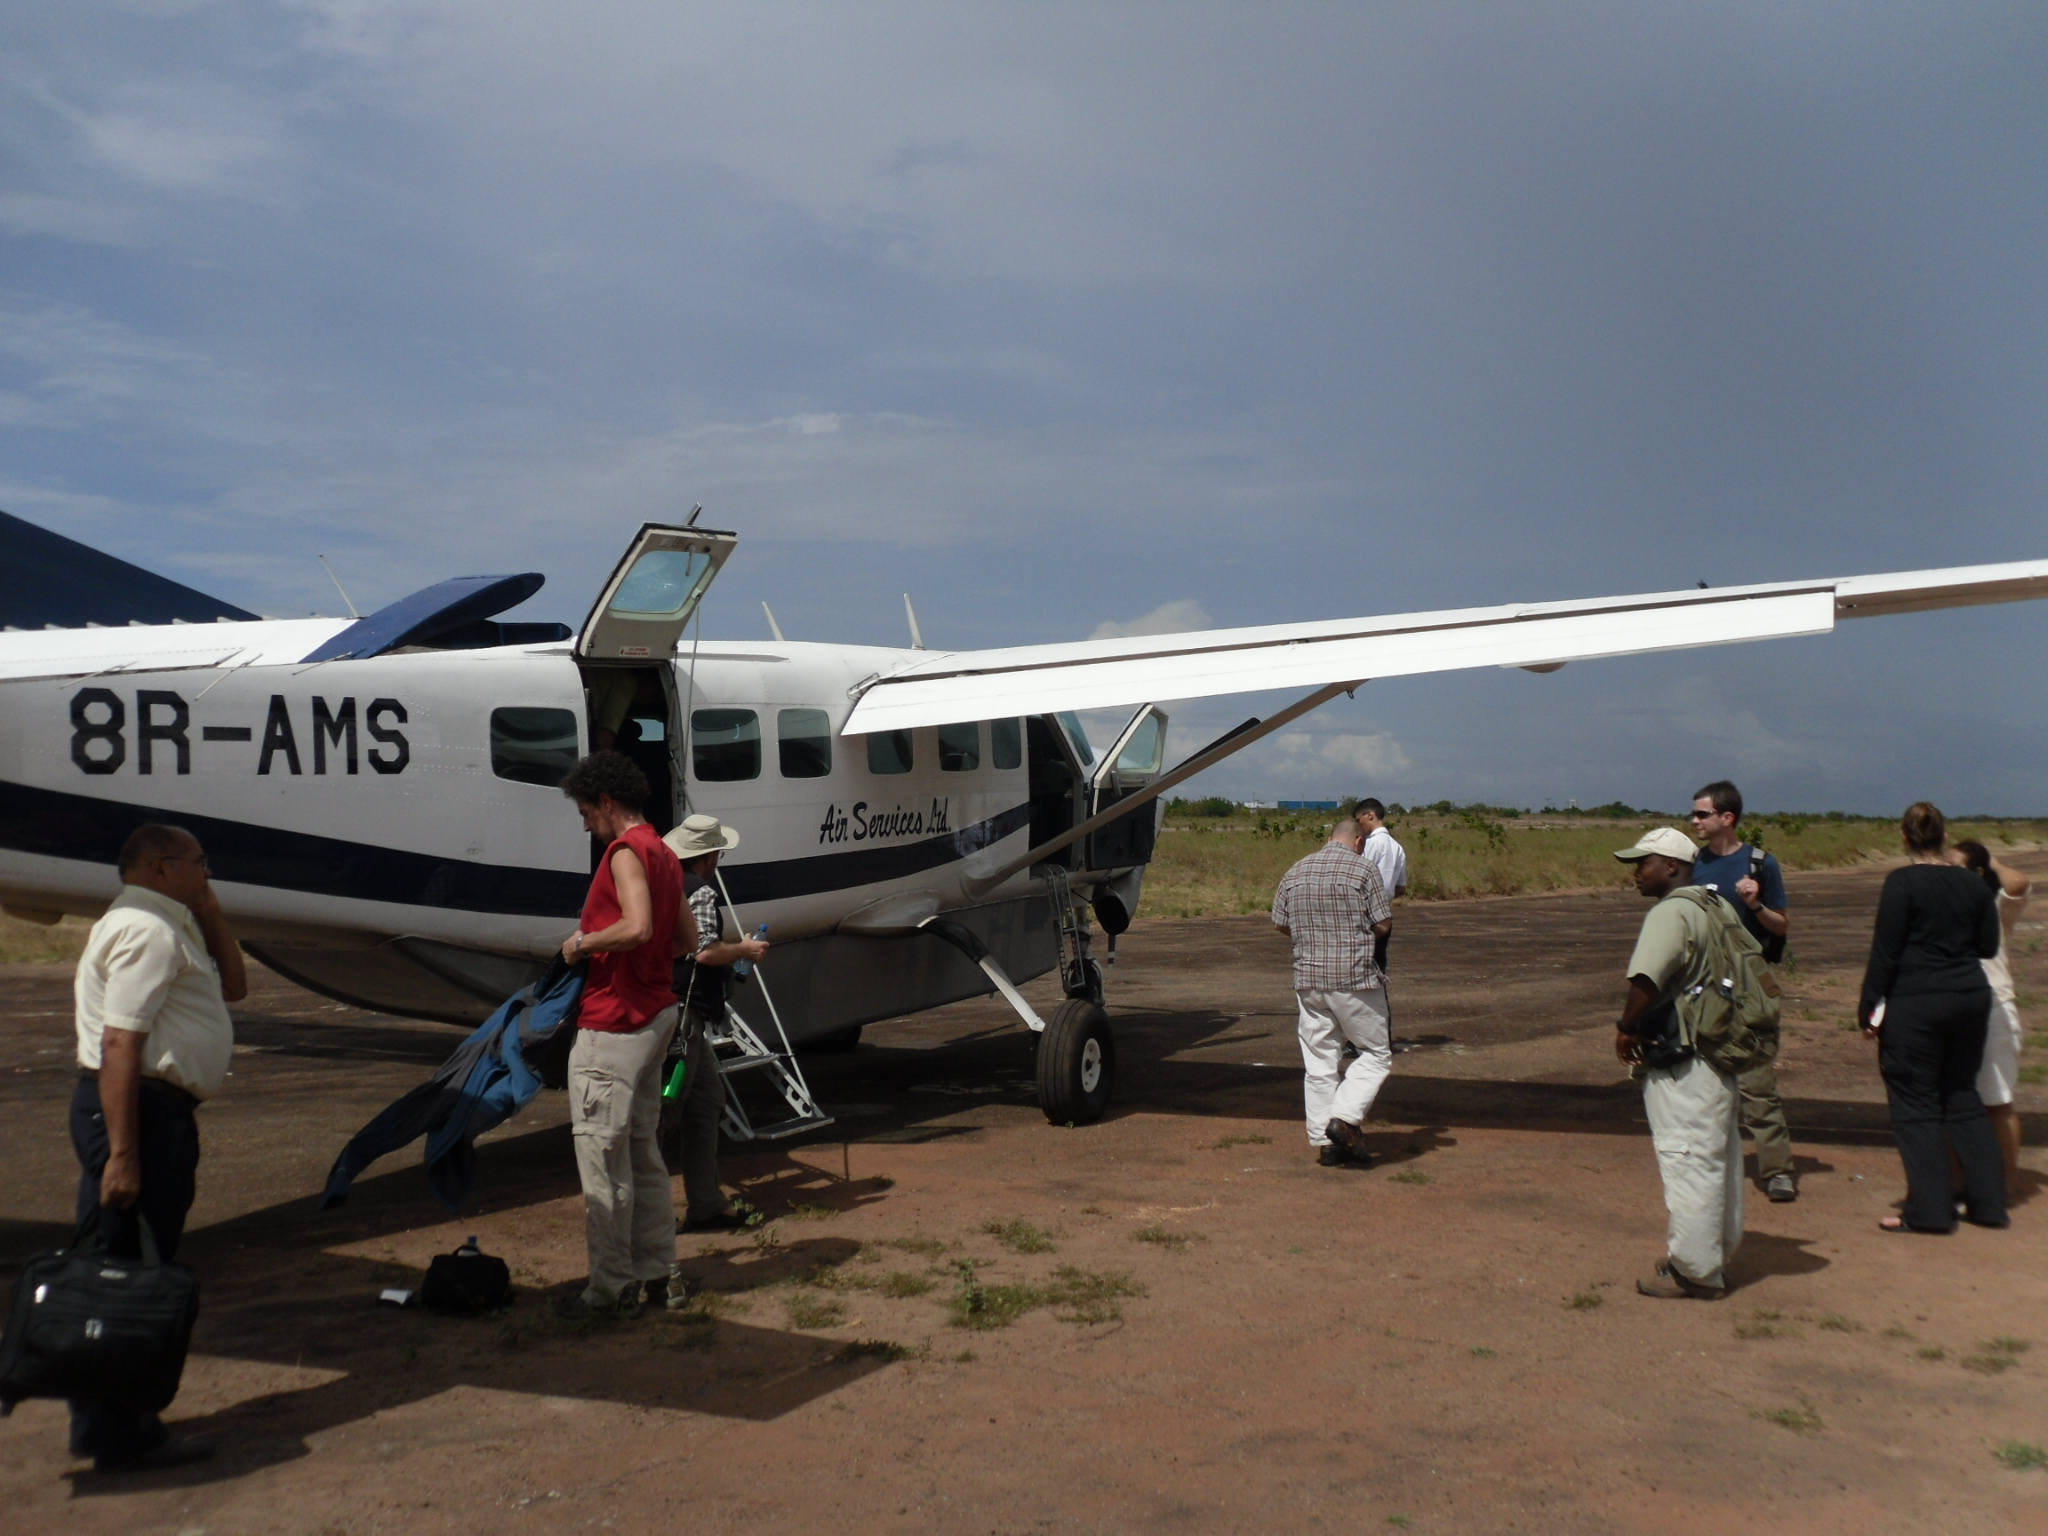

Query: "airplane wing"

xmin=843 ymin=560 xmax=2048 ymax=734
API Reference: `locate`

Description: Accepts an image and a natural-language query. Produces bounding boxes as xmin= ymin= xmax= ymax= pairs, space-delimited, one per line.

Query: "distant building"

xmin=1276 ymin=800 xmax=1340 ymax=811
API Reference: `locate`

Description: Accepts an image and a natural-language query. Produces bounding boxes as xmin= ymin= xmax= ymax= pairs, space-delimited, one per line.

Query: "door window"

xmin=612 ymin=549 xmax=716 ymax=615
xmin=691 ymin=709 xmax=761 ymax=781
xmin=938 ymin=721 xmax=980 ymax=771
xmin=778 ymin=708 xmax=832 ymax=778
xmin=1058 ymin=711 xmax=1095 ymax=767
xmin=491 ymin=707 xmax=580 ymax=787
xmin=1115 ymin=713 xmax=1165 ymax=774
xmin=991 ymin=717 xmax=1023 ymax=770
xmin=866 ymin=729 xmax=913 ymax=775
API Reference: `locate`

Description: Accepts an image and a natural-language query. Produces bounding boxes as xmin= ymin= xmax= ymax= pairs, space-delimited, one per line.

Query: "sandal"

xmin=1878 ymin=1215 xmax=1951 ymax=1235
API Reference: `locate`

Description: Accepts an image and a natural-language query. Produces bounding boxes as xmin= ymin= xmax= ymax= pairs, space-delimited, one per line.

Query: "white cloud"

xmin=1269 ymin=728 xmax=1412 ymax=782
xmin=1089 ymin=599 xmax=1212 ymax=641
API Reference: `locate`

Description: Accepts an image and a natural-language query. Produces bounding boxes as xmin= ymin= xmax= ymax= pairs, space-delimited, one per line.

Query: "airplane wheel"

xmin=1037 ymin=999 xmax=1114 ymax=1126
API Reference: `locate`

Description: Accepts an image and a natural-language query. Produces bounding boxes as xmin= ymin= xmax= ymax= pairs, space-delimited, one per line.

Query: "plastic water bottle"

xmin=732 ymin=923 xmax=769 ymax=980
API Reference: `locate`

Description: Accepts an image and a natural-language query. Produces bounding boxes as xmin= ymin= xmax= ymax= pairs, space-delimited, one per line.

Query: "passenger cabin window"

xmin=938 ymin=721 xmax=980 ymax=772
xmin=778 ymin=708 xmax=831 ymax=778
xmin=491 ymin=707 xmax=580 ymax=787
xmin=867 ymin=729 xmax=913 ymax=775
xmin=990 ymin=717 xmax=1023 ymax=770
xmin=691 ymin=709 xmax=761 ymax=781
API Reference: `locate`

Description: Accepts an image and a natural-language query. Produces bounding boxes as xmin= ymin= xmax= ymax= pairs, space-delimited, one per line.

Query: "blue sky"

xmin=3 ymin=3 xmax=2045 ymax=812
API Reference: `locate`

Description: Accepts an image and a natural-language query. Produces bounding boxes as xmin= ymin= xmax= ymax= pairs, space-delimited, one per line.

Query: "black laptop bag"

xmin=421 ymin=1237 xmax=511 ymax=1316
xmin=0 ymin=1210 xmax=201 ymax=1416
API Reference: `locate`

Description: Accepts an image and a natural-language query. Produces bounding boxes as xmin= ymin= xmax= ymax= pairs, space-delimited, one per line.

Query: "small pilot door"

xmin=1084 ymin=704 xmax=1168 ymax=870
xmin=576 ymin=523 xmax=737 ymax=661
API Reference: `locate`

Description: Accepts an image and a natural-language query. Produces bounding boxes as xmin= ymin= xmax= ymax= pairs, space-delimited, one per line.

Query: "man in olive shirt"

xmin=69 ymin=823 xmax=246 ymax=1469
xmin=1611 ymin=828 xmax=1744 ymax=1300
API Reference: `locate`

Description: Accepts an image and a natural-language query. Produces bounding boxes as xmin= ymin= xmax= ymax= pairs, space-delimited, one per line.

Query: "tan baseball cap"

xmin=664 ymin=814 xmax=741 ymax=860
xmin=1612 ymin=827 xmax=1698 ymax=864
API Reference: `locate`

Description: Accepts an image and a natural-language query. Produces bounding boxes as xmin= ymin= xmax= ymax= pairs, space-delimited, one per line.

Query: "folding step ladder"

xmin=707 ymin=868 xmax=833 ymax=1143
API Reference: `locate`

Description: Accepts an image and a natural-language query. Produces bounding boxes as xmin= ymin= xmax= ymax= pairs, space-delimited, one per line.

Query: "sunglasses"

xmin=1688 ymin=809 xmax=1724 ymax=820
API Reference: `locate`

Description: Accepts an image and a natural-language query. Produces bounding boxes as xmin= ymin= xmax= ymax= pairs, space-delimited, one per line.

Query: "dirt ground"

xmin=3 ymin=857 xmax=2046 ymax=1534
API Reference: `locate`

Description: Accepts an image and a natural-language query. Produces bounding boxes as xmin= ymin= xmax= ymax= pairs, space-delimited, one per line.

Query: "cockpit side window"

xmin=990 ymin=717 xmax=1023 ymax=770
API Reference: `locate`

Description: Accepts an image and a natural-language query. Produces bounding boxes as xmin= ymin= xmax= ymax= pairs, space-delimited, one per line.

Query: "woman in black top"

xmin=1859 ymin=802 xmax=2006 ymax=1233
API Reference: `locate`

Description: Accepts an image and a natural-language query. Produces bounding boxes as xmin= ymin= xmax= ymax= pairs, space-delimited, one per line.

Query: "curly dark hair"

xmin=560 ymin=751 xmax=649 ymax=813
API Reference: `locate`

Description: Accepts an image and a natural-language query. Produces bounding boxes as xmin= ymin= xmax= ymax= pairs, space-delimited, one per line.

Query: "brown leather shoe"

xmin=1636 ymin=1263 xmax=1723 ymax=1300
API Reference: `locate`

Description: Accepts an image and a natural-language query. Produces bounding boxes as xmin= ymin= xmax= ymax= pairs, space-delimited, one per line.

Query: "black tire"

xmin=803 ymin=1025 xmax=863 ymax=1054
xmin=1036 ymin=999 xmax=1114 ymax=1125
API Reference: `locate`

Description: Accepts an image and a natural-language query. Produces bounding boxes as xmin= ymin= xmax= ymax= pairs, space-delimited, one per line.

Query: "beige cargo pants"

xmin=569 ymin=1007 xmax=679 ymax=1306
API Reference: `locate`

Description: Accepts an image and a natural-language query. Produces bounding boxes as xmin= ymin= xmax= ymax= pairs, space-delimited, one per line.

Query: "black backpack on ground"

xmin=421 ymin=1237 xmax=511 ymax=1315
xmin=0 ymin=1210 xmax=201 ymax=1416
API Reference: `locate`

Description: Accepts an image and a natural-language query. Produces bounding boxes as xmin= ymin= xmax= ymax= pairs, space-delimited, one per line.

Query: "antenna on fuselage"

xmin=903 ymin=594 xmax=926 ymax=650
xmin=762 ymin=601 xmax=786 ymax=642
xmin=318 ymin=555 xmax=362 ymax=619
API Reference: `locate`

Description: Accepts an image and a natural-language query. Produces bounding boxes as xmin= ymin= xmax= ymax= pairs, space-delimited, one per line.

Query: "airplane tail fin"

xmin=0 ymin=508 xmax=257 ymax=629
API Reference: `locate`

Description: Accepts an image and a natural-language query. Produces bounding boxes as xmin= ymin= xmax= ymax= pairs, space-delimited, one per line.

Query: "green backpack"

xmin=1666 ymin=885 xmax=1782 ymax=1075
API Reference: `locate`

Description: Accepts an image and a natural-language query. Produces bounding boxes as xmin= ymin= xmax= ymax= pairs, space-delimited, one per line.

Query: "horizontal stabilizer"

xmin=0 ymin=509 xmax=257 ymax=630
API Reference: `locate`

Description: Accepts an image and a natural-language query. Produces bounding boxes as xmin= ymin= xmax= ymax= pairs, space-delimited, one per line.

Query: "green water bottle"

xmin=661 ymin=1057 xmax=687 ymax=1100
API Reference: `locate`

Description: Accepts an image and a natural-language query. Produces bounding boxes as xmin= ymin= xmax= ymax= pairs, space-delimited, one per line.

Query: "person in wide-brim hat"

xmin=666 ymin=814 xmax=740 ymax=859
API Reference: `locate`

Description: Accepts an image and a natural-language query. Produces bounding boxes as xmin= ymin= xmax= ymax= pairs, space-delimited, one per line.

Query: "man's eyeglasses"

xmin=161 ymin=853 xmax=211 ymax=871
xmin=1688 ymin=809 xmax=1723 ymax=821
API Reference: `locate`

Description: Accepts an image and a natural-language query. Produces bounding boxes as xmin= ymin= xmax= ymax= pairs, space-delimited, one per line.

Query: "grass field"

xmin=0 ymin=912 xmax=93 ymax=965
xmin=1143 ymin=805 xmax=2048 ymax=918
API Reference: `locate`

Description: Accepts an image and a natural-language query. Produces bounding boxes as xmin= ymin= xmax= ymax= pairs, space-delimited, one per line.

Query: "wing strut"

xmin=962 ymin=679 xmax=1360 ymax=897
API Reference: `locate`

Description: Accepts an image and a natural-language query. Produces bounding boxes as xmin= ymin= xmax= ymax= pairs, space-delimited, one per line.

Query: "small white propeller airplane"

xmin=1 ymin=507 xmax=2043 ymax=1124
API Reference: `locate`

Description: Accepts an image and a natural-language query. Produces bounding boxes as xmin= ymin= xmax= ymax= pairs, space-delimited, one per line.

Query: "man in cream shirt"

xmin=68 ymin=823 xmax=245 ymax=1471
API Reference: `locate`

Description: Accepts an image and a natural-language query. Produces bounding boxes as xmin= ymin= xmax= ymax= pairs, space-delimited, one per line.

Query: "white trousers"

xmin=568 ymin=1007 xmax=679 ymax=1304
xmin=1977 ymin=994 xmax=2023 ymax=1108
xmin=1642 ymin=1053 xmax=1745 ymax=1289
xmin=1296 ymin=987 xmax=1391 ymax=1145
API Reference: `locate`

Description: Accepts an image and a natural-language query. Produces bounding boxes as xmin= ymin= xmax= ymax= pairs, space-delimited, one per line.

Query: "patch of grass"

xmin=1044 ymin=1266 xmax=1147 ymax=1325
xmin=1737 ymin=1309 xmax=1794 ymax=1340
xmin=1134 ymin=1224 xmax=1195 ymax=1251
xmin=1389 ymin=1169 xmax=1431 ymax=1185
xmin=1917 ymin=1347 xmax=1947 ymax=1362
xmin=885 ymin=1236 xmax=949 ymax=1258
xmin=0 ymin=912 xmax=93 ymax=965
xmin=1761 ymin=1402 xmax=1823 ymax=1434
xmin=1815 ymin=1313 xmax=1860 ymax=1333
xmin=784 ymin=1293 xmax=846 ymax=1330
xmin=1963 ymin=1352 xmax=2018 ymax=1375
xmin=878 ymin=1271 xmax=937 ymax=1299
xmin=1211 ymin=1133 xmax=1273 ymax=1150
xmin=785 ymin=1202 xmax=838 ymax=1221
xmin=1469 ymin=1346 xmax=1496 ymax=1358
xmin=1566 ymin=1291 xmax=1602 ymax=1311
xmin=1387 ymin=1517 xmax=1414 ymax=1529
xmin=982 ymin=1219 xmax=1056 ymax=1254
xmin=1986 ymin=1336 xmax=2031 ymax=1356
xmin=949 ymin=1281 xmax=1044 ymax=1330
xmin=1994 ymin=1440 xmax=2048 ymax=1471
xmin=952 ymin=1349 xmax=977 ymax=1363
xmin=1883 ymin=1324 xmax=1915 ymax=1341
xmin=2019 ymin=1063 xmax=2048 ymax=1086
xmin=750 ymin=1226 xmax=781 ymax=1253
xmin=1079 ymin=1205 xmax=1106 ymax=1215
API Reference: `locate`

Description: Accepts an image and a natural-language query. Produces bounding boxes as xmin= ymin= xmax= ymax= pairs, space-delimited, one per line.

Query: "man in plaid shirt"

xmin=1272 ymin=817 xmax=1394 ymax=1166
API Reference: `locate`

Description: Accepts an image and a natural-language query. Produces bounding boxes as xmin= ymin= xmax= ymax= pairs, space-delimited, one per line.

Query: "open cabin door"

xmin=1084 ymin=704 xmax=1168 ymax=870
xmin=576 ymin=522 xmax=737 ymax=661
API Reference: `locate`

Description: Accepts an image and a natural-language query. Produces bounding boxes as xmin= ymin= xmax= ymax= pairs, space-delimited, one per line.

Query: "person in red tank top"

xmin=554 ymin=751 xmax=693 ymax=1320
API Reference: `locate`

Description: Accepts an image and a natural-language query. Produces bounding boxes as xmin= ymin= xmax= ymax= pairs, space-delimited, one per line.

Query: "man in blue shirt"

xmin=1689 ymin=780 xmax=1796 ymax=1203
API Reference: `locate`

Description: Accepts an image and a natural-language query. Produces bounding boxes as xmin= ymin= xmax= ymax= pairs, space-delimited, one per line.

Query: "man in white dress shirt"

xmin=1354 ymin=798 xmax=1408 ymax=973
xmin=68 ymin=823 xmax=245 ymax=1471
